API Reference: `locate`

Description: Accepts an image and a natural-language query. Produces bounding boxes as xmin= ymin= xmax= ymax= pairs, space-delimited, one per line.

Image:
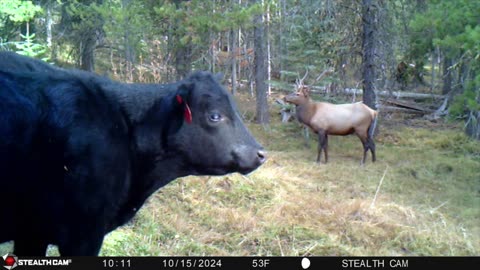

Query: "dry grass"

xmin=1 ymin=92 xmax=479 ymax=256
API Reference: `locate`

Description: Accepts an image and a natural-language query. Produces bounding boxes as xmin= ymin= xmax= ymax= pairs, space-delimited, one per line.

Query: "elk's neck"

xmin=295 ymin=100 xmax=316 ymax=126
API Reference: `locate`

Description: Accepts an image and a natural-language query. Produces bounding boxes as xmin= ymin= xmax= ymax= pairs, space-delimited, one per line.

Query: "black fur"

xmin=0 ymin=53 xmax=266 ymax=255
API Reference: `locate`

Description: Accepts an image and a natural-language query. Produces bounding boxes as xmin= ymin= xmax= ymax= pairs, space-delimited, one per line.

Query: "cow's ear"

xmin=214 ymin=72 xmax=224 ymax=82
xmin=174 ymin=82 xmax=194 ymax=124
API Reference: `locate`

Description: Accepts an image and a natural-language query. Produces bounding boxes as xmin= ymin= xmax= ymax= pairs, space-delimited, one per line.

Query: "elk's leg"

xmin=368 ymin=137 xmax=376 ymax=162
xmin=317 ymin=131 xmax=328 ymax=164
xmin=357 ymin=132 xmax=368 ymax=165
xmin=323 ymin=134 xmax=329 ymax=163
xmin=316 ymin=136 xmax=322 ymax=163
xmin=361 ymin=144 xmax=367 ymax=165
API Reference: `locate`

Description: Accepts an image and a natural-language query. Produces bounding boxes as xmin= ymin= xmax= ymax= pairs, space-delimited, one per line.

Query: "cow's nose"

xmin=257 ymin=150 xmax=267 ymax=164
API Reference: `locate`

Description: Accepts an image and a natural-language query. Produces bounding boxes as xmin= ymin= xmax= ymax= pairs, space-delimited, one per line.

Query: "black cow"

xmin=0 ymin=52 xmax=61 ymax=73
xmin=0 ymin=53 xmax=266 ymax=256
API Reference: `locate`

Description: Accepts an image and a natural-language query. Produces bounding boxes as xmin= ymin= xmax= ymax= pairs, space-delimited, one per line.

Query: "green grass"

xmin=1 ymin=97 xmax=479 ymax=256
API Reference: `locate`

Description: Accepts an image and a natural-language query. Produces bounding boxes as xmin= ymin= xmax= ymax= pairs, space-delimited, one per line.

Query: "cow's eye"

xmin=209 ymin=112 xmax=222 ymax=122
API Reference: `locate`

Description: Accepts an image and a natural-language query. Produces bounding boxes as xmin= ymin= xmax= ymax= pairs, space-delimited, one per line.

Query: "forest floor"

xmin=1 ymin=91 xmax=479 ymax=256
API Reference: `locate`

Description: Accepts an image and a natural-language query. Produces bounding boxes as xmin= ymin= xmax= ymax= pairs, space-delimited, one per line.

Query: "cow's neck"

xmin=102 ymin=81 xmax=177 ymax=124
xmin=101 ymin=81 xmax=194 ymax=231
xmin=111 ymin=150 xmax=190 ymax=231
xmin=111 ymin=94 xmax=190 ymax=231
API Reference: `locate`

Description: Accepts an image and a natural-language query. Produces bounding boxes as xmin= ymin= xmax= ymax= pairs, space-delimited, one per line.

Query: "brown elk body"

xmin=284 ymin=87 xmax=378 ymax=164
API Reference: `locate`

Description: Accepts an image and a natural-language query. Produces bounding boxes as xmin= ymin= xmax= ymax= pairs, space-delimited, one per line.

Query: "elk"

xmin=284 ymin=72 xmax=377 ymax=165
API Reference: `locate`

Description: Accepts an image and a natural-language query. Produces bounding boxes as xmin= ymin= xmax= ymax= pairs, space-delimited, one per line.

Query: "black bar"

xmin=4 ymin=256 xmax=478 ymax=270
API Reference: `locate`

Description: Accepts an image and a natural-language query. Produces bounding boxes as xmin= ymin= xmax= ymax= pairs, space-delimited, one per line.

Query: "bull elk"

xmin=284 ymin=73 xmax=377 ymax=165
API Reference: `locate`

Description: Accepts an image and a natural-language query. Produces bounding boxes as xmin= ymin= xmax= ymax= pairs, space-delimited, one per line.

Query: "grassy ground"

xmin=1 ymin=93 xmax=479 ymax=256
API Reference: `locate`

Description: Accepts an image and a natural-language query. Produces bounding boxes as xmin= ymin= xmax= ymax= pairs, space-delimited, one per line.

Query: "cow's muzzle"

xmin=232 ymin=145 xmax=267 ymax=175
xmin=257 ymin=149 xmax=267 ymax=164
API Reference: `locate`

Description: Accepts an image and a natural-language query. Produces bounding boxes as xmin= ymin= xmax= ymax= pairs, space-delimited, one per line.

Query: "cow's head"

xmin=167 ymin=71 xmax=266 ymax=175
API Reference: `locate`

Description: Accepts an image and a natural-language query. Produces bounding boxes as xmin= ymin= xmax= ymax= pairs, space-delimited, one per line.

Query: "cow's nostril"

xmin=257 ymin=150 xmax=267 ymax=164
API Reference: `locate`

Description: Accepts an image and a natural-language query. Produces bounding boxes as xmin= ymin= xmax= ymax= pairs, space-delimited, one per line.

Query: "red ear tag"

xmin=176 ymin=95 xmax=192 ymax=124
xmin=176 ymin=95 xmax=183 ymax=104
xmin=184 ymin=103 xmax=192 ymax=124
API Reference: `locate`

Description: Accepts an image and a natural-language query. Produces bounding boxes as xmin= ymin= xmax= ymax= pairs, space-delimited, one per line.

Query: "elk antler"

xmin=313 ymin=67 xmax=334 ymax=84
xmin=295 ymin=68 xmax=309 ymax=91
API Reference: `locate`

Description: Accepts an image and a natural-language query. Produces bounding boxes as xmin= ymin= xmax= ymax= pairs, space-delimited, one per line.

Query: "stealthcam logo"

xmin=1 ymin=254 xmax=18 ymax=270
xmin=1 ymin=255 xmax=72 ymax=269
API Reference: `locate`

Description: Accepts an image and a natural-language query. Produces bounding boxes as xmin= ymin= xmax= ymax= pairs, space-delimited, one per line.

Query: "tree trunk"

xmin=253 ymin=2 xmax=269 ymax=124
xmin=59 ymin=0 xmax=104 ymax=72
xmin=430 ymin=48 xmax=435 ymax=92
xmin=80 ymin=36 xmax=96 ymax=72
xmin=175 ymin=46 xmax=192 ymax=80
xmin=230 ymin=28 xmax=237 ymax=95
xmin=279 ymin=0 xmax=287 ymax=81
xmin=361 ymin=0 xmax=378 ymax=111
xmin=46 ymin=1 xmax=53 ymax=48
xmin=464 ymin=64 xmax=479 ymax=140
xmin=123 ymin=0 xmax=135 ymax=82
xmin=442 ymin=55 xmax=453 ymax=95
xmin=173 ymin=0 xmax=192 ymax=80
xmin=265 ymin=2 xmax=271 ymax=95
xmin=466 ymin=110 xmax=480 ymax=140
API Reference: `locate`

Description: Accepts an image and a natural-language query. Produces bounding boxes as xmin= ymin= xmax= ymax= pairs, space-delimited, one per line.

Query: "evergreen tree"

xmin=410 ymin=0 xmax=480 ymax=139
xmin=0 ymin=0 xmax=43 ymax=57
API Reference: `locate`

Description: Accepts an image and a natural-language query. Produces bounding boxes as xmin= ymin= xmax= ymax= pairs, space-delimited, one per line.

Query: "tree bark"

xmin=230 ymin=28 xmax=237 ymax=95
xmin=80 ymin=35 xmax=96 ymax=72
xmin=279 ymin=0 xmax=287 ymax=81
xmin=442 ymin=56 xmax=453 ymax=95
xmin=466 ymin=110 xmax=480 ymax=140
xmin=46 ymin=1 xmax=53 ymax=48
xmin=253 ymin=2 xmax=269 ymax=124
xmin=59 ymin=0 xmax=105 ymax=72
xmin=361 ymin=0 xmax=378 ymax=111
xmin=123 ymin=0 xmax=135 ymax=82
xmin=175 ymin=46 xmax=192 ymax=80
xmin=266 ymin=2 xmax=271 ymax=95
xmin=173 ymin=0 xmax=192 ymax=80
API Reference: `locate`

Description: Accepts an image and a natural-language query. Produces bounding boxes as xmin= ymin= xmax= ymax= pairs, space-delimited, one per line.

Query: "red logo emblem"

xmin=1 ymin=254 xmax=18 ymax=270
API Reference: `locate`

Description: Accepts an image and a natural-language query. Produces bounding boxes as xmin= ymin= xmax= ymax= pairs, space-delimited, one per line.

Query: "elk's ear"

xmin=301 ymin=87 xmax=310 ymax=97
xmin=174 ymin=82 xmax=194 ymax=124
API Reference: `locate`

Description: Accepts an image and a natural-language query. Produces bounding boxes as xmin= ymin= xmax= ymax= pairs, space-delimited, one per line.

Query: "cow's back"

xmin=0 ymin=52 xmax=60 ymax=73
xmin=0 ymin=71 xmax=132 ymax=248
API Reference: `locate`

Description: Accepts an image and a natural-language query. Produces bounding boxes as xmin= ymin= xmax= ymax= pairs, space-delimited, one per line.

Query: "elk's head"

xmin=284 ymin=70 xmax=310 ymax=105
xmin=284 ymin=86 xmax=310 ymax=105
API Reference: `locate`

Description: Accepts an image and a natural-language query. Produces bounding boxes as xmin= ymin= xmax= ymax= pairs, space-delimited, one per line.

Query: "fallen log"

xmin=378 ymin=105 xmax=430 ymax=114
xmin=382 ymin=99 xmax=434 ymax=112
xmin=275 ymin=85 xmax=445 ymax=100
xmin=342 ymin=88 xmax=444 ymax=100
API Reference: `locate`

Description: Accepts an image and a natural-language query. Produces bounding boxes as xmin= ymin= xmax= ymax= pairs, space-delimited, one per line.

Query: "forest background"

xmin=1 ymin=0 xmax=479 ymax=136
